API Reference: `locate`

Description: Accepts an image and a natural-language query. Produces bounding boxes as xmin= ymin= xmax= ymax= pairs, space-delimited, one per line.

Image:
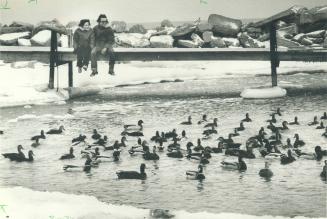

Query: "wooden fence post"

xmin=49 ymin=30 xmax=57 ymax=89
xmin=269 ymin=22 xmax=279 ymax=87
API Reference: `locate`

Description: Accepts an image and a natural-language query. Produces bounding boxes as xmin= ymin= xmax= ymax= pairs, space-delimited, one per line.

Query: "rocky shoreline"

xmin=0 ymin=5 xmax=326 ymax=49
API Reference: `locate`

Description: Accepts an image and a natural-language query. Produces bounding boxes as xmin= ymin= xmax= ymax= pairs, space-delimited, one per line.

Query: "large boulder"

xmin=115 ymin=33 xmax=150 ymax=47
xmin=245 ymin=27 xmax=262 ymax=39
xmin=128 ymin=24 xmax=147 ymax=34
xmin=277 ymin=23 xmax=298 ymax=38
xmin=18 ymin=38 xmax=32 ymax=46
xmin=0 ymin=31 xmax=30 ymax=45
xmin=196 ymin=22 xmax=212 ymax=33
xmin=31 ymin=30 xmax=60 ymax=46
xmin=177 ymin=39 xmax=199 ymax=48
xmin=208 ymin=14 xmax=242 ymax=37
xmin=292 ymin=33 xmax=305 ymax=42
xmin=238 ymin=32 xmax=262 ymax=48
xmin=191 ymin=33 xmax=204 ymax=47
xmin=170 ymin=23 xmax=196 ymax=38
xmin=149 ymin=35 xmax=174 ymax=48
xmin=34 ymin=19 xmax=67 ymax=35
xmin=202 ymin=31 xmax=214 ymax=43
xmin=111 ymin=21 xmax=127 ymax=33
xmin=308 ymin=37 xmax=324 ymax=44
xmin=258 ymin=33 xmax=270 ymax=42
xmin=210 ymin=36 xmax=226 ymax=48
xmin=299 ymin=37 xmax=312 ymax=46
xmin=223 ymin=37 xmax=240 ymax=47
xmin=277 ymin=35 xmax=302 ymax=48
xmin=305 ymin=30 xmax=326 ymax=38
xmin=161 ymin=19 xmax=174 ymax=28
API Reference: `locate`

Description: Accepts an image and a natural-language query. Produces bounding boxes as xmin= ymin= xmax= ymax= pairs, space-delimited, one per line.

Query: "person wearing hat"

xmin=90 ymin=14 xmax=116 ymax=76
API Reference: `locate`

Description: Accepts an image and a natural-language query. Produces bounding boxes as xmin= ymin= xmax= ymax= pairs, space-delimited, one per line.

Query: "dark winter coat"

xmin=73 ymin=27 xmax=94 ymax=50
xmin=92 ymin=24 xmax=115 ymax=48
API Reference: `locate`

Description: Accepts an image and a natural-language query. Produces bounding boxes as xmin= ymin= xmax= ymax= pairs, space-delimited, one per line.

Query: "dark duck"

xmin=167 ymin=138 xmax=181 ymax=152
xmin=31 ymin=130 xmax=46 ymax=141
xmin=2 ymin=145 xmax=25 ymax=161
xmin=116 ymin=163 xmax=147 ymax=180
xmin=143 ymin=146 xmax=160 ymax=160
xmin=63 ymin=154 xmax=92 ymax=172
xmin=124 ymin=120 xmax=144 ymax=131
xmin=282 ymin=138 xmax=293 ymax=149
xmin=202 ymin=126 xmax=217 ymax=137
xmin=221 ymin=155 xmax=247 ymax=171
xmin=316 ymin=121 xmax=325 ymax=129
xmin=323 ymin=127 xmax=327 ymax=138
xmin=150 ymin=131 xmax=161 ymax=142
xmin=241 ymin=113 xmax=252 ymax=122
xmin=259 ymin=162 xmax=273 ymax=178
xmin=204 ymin=118 xmax=218 ymax=128
xmin=180 ymin=116 xmax=192 ymax=125
xmin=308 ymin=116 xmax=319 ymax=126
xmin=46 ymin=125 xmax=65 ymax=134
xmin=94 ymin=135 xmax=108 ymax=146
xmin=193 ymin=139 xmax=204 ymax=152
xmin=186 ymin=165 xmax=205 ymax=180
xmin=294 ymin=146 xmax=325 ymax=161
xmin=31 ymin=138 xmax=40 ymax=147
xmin=267 ymin=121 xmax=277 ymax=133
xmin=197 ymin=114 xmax=207 ymax=125
xmin=211 ymin=142 xmax=223 ymax=153
xmin=164 ymin=129 xmax=177 ymax=139
xmin=320 ymin=160 xmax=327 ymax=180
xmin=91 ymin=129 xmax=101 ymax=140
xmin=60 ymin=147 xmax=75 ymax=160
xmin=321 ymin=112 xmax=327 ymax=120
xmin=289 ymin=116 xmax=299 ymax=125
xmin=280 ymin=149 xmax=296 ymax=165
xmin=225 ymin=145 xmax=255 ymax=159
xmin=278 ymin=121 xmax=289 ymax=130
xmin=167 ymin=146 xmax=183 ymax=158
xmin=267 ymin=114 xmax=277 ymax=123
xmin=229 ymin=128 xmax=240 ymax=137
xmin=293 ymin=134 xmax=305 ymax=148
xmin=72 ymin=134 xmax=86 ymax=143
xmin=271 ymin=107 xmax=282 ymax=116
xmin=235 ymin=122 xmax=245 ymax=132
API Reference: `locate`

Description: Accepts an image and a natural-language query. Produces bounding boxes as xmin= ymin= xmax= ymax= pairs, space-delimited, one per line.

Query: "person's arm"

xmin=73 ymin=30 xmax=79 ymax=50
xmin=90 ymin=30 xmax=95 ymax=49
xmin=104 ymin=27 xmax=115 ymax=48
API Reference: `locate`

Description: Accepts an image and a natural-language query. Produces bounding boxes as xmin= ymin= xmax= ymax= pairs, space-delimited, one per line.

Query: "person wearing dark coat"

xmin=91 ymin=14 xmax=116 ymax=76
xmin=73 ymin=19 xmax=94 ymax=73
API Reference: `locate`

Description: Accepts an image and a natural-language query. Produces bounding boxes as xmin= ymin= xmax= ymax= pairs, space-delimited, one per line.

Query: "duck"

xmin=278 ymin=121 xmax=289 ymax=130
xmin=204 ymin=118 xmax=218 ymax=128
xmin=164 ymin=129 xmax=177 ymax=139
xmin=197 ymin=114 xmax=208 ymax=124
xmin=294 ymin=147 xmax=323 ymax=161
xmin=158 ymin=140 xmax=165 ymax=152
xmin=308 ymin=116 xmax=319 ymax=126
xmin=267 ymin=121 xmax=277 ymax=133
xmin=323 ymin=127 xmax=327 ymax=138
xmin=63 ymin=154 xmax=92 ymax=172
xmin=316 ymin=121 xmax=325 ymax=129
xmin=202 ymin=126 xmax=217 ymax=136
xmin=128 ymin=138 xmax=144 ymax=155
xmin=259 ymin=162 xmax=273 ymax=178
xmin=219 ymin=134 xmax=241 ymax=149
xmin=31 ymin=130 xmax=46 ymax=141
xmin=293 ymin=134 xmax=305 ymax=148
xmin=72 ymin=134 xmax=86 ymax=143
xmin=267 ymin=114 xmax=277 ymax=123
xmin=211 ymin=142 xmax=223 ymax=153
xmin=180 ymin=116 xmax=192 ymax=125
xmin=282 ymin=138 xmax=293 ymax=149
xmin=235 ymin=122 xmax=245 ymax=132
xmin=264 ymin=152 xmax=282 ymax=160
xmin=321 ymin=112 xmax=327 ymax=120
xmin=221 ymin=156 xmax=247 ymax=171
xmin=2 ymin=145 xmax=25 ymax=161
xmin=271 ymin=108 xmax=282 ymax=116
xmin=117 ymin=136 xmax=127 ymax=147
xmin=167 ymin=147 xmax=183 ymax=158
xmin=93 ymin=135 xmax=108 ymax=146
xmin=320 ymin=160 xmax=326 ymax=180
xmin=241 ymin=113 xmax=252 ymax=122
xmin=280 ymin=149 xmax=296 ymax=165
xmin=143 ymin=146 xmax=160 ymax=160
xmin=124 ymin=120 xmax=144 ymax=131
xmin=121 ymin=130 xmax=144 ymax=137
xmin=229 ymin=128 xmax=240 ymax=137
xmin=91 ymin=129 xmax=101 ymax=140
xmin=46 ymin=125 xmax=65 ymax=134
xmin=193 ymin=139 xmax=204 ymax=152
xmin=315 ymin=146 xmax=327 ymax=158
xmin=31 ymin=138 xmax=40 ymax=147
xmin=24 ymin=150 xmax=34 ymax=162
xmin=116 ymin=163 xmax=146 ymax=180
xmin=60 ymin=147 xmax=75 ymax=160
xmin=150 ymin=131 xmax=160 ymax=142
xmin=0 ymin=130 xmax=3 ymax=134
xmin=186 ymin=165 xmax=205 ymax=180
xmin=225 ymin=145 xmax=255 ymax=159
xmin=167 ymin=138 xmax=181 ymax=152
xmin=289 ymin=116 xmax=299 ymax=125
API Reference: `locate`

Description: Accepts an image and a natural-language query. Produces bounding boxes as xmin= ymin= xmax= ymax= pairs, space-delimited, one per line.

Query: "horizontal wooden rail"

xmin=1 ymin=46 xmax=327 ymax=63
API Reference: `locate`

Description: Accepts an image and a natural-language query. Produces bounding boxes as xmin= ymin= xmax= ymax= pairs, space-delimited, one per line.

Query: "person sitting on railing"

xmin=90 ymin=14 xmax=116 ymax=76
xmin=73 ymin=19 xmax=94 ymax=73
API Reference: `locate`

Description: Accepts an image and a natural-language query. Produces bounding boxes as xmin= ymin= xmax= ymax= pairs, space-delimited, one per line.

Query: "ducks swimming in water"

xmin=221 ymin=156 xmax=247 ymax=171
xmin=2 ymin=145 xmax=25 ymax=161
xmin=308 ymin=116 xmax=319 ymax=126
xmin=280 ymin=149 xmax=296 ymax=165
xmin=72 ymin=134 xmax=86 ymax=144
xmin=91 ymin=129 xmax=101 ymax=140
xmin=289 ymin=116 xmax=299 ymax=125
xmin=180 ymin=116 xmax=192 ymax=125
xmin=202 ymin=126 xmax=217 ymax=136
xmin=235 ymin=122 xmax=245 ymax=132
xmin=124 ymin=120 xmax=144 ymax=131
xmin=278 ymin=121 xmax=289 ymax=130
xmin=186 ymin=165 xmax=205 ymax=180
xmin=204 ymin=118 xmax=218 ymax=128
xmin=63 ymin=154 xmax=92 ymax=172
xmin=197 ymin=114 xmax=207 ymax=124
xmin=116 ymin=163 xmax=146 ymax=180
xmin=271 ymin=108 xmax=282 ymax=117
xmin=60 ymin=147 xmax=75 ymax=160
xmin=46 ymin=125 xmax=65 ymax=134
xmin=31 ymin=130 xmax=46 ymax=141
xmin=293 ymin=134 xmax=305 ymax=148
xmin=321 ymin=112 xmax=327 ymax=120
xmin=267 ymin=114 xmax=277 ymax=123
xmin=259 ymin=161 xmax=273 ymax=178
xmin=316 ymin=121 xmax=325 ymax=129
xmin=241 ymin=113 xmax=252 ymax=122
xmin=143 ymin=146 xmax=160 ymax=160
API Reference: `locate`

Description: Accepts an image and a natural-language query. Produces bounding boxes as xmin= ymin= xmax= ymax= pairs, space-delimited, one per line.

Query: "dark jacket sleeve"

xmin=90 ymin=31 xmax=95 ymax=49
xmin=104 ymin=27 xmax=115 ymax=48
xmin=73 ymin=30 xmax=79 ymax=50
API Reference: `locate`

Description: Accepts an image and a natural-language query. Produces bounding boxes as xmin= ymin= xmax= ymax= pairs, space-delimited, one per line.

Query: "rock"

xmin=170 ymin=23 xmax=196 ymax=38
xmin=245 ymin=27 xmax=262 ymax=39
xmin=115 ymin=33 xmax=150 ymax=47
xmin=191 ymin=33 xmax=204 ymax=47
xmin=0 ymin=31 xmax=30 ymax=45
xmin=0 ymin=26 xmax=32 ymax=34
xmin=177 ymin=39 xmax=199 ymax=48
xmin=222 ymin=37 xmax=240 ymax=47
xmin=308 ymin=37 xmax=324 ymax=44
xmin=276 ymin=21 xmax=288 ymax=29
xmin=34 ymin=19 xmax=67 ymax=35
xmin=31 ymin=30 xmax=57 ymax=46
xmin=238 ymin=32 xmax=262 ymax=48
xmin=299 ymin=21 xmax=327 ymax=33
xmin=210 ymin=36 xmax=226 ymax=48
xmin=292 ymin=33 xmax=305 ymax=42
xmin=299 ymin=37 xmax=313 ymax=46
xmin=277 ymin=23 xmax=298 ymax=37
xmin=258 ymin=33 xmax=270 ymax=42
xmin=202 ymin=31 xmax=214 ymax=43
xmin=277 ymin=35 xmax=301 ymax=48
xmin=208 ymin=14 xmax=242 ymax=37
xmin=128 ymin=24 xmax=147 ymax=34
xmin=196 ymin=22 xmax=212 ymax=33
xmin=149 ymin=35 xmax=174 ymax=48
xmin=151 ymin=27 xmax=176 ymax=36
xmin=305 ymin=30 xmax=326 ymax=38
xmin=18 ymin=38 xmax=31 ymax=46
xmin=111 ymin=21 xmax=127 ymax=33
xmin=310 ymin=5 xmax=327 ymax=22
xmin=161 ymin=19 xmax=174 ymax=27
